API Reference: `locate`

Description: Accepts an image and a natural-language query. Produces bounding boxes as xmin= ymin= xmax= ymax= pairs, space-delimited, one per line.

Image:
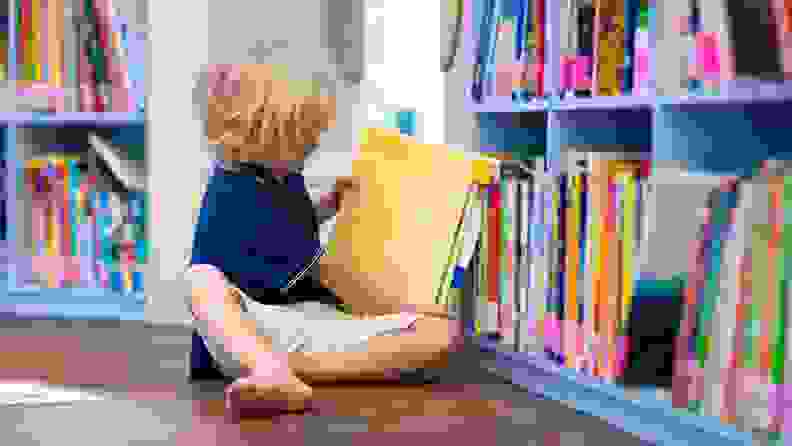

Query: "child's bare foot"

xmin=226 ymin=372 xmax=313 ymax=415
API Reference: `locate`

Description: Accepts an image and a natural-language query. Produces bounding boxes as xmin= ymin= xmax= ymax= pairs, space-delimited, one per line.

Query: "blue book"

xmin=473 ymin=0 xmax=498 ymax=102
xmin=623 ymin=0 xmax=641 ymax=93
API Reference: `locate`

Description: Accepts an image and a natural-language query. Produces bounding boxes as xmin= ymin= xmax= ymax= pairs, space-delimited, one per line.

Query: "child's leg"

xmin=186 ymin=265 xmax=312 ymax=410
xmin=290 ymin=315 xmax=464 ymax=384
xmin=188 ymin=264 xmax=462 ymax=391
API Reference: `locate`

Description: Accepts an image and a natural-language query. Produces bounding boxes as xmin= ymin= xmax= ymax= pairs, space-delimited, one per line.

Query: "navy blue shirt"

xmin=189 ymin=161 xmax=340 ymax=306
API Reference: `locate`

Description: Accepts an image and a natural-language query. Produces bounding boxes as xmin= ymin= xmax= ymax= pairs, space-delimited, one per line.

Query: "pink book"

xmin=770 ymin=0 xmax=792 ymax=80
xmin=633 ymin=30 xmax=650 ymax=96
xmin=92 ymin=0 xmax=134 ymax=111
xmin=559 ymin=56 xmax=573 ymax=93
xmin=574 ymin=56 xmax=593 ymax=92
xmin=696 ymin=32 xmax=721 ymax=88
xmin=77 ymin=27 xmax=96 ymax=112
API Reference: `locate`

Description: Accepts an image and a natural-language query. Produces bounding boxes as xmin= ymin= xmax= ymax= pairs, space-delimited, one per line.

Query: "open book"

xmin=319 ymin=128 xmax=494 ymax=316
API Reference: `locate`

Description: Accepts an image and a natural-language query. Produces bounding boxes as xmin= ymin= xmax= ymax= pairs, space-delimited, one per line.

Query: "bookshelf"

xmin=1 ymin=0 xmax=146 ymax=321
xmin=465 ymin=0 xmax=792 ymax=445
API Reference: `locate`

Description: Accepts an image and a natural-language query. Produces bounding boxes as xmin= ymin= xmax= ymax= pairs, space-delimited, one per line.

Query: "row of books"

xmin=470 ymin=153 xmax=792 ymax=439
xmin=559 ymin=0 xmax=651 ymax=98
xmin=24 ymin=154 xmax=145 ymax=293
xmin=656 ymin=0 xmax=792 ymax=97
xmin=472 ymin=153 xmax=651 ymax=381
xmin=671 ymin=164 xmax=792 ymax=439
xmin=473 ymin=0 xmax=792 ymax=102
xmin=473 ymin=0 xmax=546 ymax=103
xmin=473 ymin=0 xmax=652 ymax=102
xmin=14 ymin=0 xmax=145 ymax=112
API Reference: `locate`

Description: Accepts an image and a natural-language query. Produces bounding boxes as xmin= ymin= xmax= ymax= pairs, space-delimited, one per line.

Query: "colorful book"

xmin=592 ymin=0 xmax=626 ymax=96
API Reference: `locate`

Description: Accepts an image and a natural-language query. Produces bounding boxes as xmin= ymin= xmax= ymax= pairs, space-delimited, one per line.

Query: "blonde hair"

xmin=195 ymin=41 xmax=341 ymax=161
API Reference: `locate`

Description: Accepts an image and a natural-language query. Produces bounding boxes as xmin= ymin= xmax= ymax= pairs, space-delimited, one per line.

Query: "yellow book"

xmin=593 ymin=0 xmax=625 ymax=96
xmin=50 ymin=0 xmax=64 ymax=87
xmin=320 ymin=128 xmax=495 ymax=316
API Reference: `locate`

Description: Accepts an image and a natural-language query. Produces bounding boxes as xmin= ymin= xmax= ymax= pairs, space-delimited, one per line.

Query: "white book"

xmin=502 ymin=175 xmax=517 ymax=348
xmin=88 ymin=133 xmax=146 ymax=192
xmin=653 ymin=0 xmax=692 ymax=96
xmin=528 ymin=170 xmax=551 ymax=350
xmin=637 ymin=166 xmax=728 ymax=281
xmin=698 ymin=0 xmax=734 ymax=84
xmin=701 ymin=179 xmax=754 ymax=420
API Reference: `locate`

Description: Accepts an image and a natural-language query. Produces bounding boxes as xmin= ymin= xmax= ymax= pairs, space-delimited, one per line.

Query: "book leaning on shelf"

xmin=671 ymin=162 xmax=792 ymax=440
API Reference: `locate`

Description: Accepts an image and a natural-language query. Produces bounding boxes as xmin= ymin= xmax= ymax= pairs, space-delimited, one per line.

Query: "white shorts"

xmin=191 ymin=286 xmax=415 ymax=379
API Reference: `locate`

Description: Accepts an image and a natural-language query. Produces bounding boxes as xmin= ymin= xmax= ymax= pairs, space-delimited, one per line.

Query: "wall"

xmin=147 ymin=0 xmax=449 ymax=324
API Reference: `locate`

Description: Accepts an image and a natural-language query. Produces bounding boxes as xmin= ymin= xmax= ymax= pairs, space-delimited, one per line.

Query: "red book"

xmin=488 ymin=183 xmax=501 ymax=335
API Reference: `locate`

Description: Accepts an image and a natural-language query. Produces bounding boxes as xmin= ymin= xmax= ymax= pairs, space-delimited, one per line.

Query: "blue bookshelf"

xmin=1 ymin=0 xmax=146 ymax=322
xmin=465 ymin=0 xmax=792 ymax=445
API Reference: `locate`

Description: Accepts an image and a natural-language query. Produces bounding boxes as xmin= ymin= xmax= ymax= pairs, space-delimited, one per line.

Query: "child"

xmin=187 ymin=47 xmax=461 ymax=413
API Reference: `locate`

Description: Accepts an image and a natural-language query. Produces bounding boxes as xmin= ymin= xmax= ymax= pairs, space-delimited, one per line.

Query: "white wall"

xmin=363 ymin=0 xmax=446 ymax=145
xmin=146 ymin=1 xmax=451 ymax=324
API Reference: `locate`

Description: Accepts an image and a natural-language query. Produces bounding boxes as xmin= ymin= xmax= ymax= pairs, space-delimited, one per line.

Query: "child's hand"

xmin=319 ymin=177 xmax=359 ymax=213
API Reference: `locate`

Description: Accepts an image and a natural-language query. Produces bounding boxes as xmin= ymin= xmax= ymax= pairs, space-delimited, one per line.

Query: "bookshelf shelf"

xmin=465 ymin=0 xmax=792 ymax=444
xmin=3 ymin=112 xmax=145 ymax=126
xmin=656 ymin=81 xmax=792 ymax=108
xmin=469 ymin=95 xmax=550 ymax=113
xmin=478 ymin=338 xmax=755 ymax=446
xmin=551 ymin=95 xmax=654 ymax=111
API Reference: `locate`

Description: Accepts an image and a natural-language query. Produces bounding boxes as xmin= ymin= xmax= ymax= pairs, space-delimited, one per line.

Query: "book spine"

xmin=501 ymin=172 xmax=516 ymax=347
xmin=518 ymin=11 xmax=536 ymax=100
xmin=592 ymin=0 xmax=625 ymax=96
xmin=534 ymin=0 xmax=546 ymax=96
xmin=564 ymin=172 xmax=580 ymax=370
xmin=575 ymin=3 xmax=595 ymax=96
xmin=17 ymin=0 xmax=26 ymax=81
xmin=494 ymin=16 xmax=516 ymax=98
xmin=655 ymin=0 xmax=691 ymax=96
xmin=82 ymin=0 xmax=107 ymax=111
xmin=580 ymin=169 xmax=592 ymax=374
xmin=0 ymin=15 xmax=8 ymax=80
xmin=76 ymin=20 xmax=95 ymax=111
xmin=93 ymin=0 xmax=132 ymax=111
xmin=517 ymin=173 xmax=532 ymax=351
xmin=633 ymin=25 xmax=650 ymax=96
xmin=770 ymin=0 xmax=792 ymax=79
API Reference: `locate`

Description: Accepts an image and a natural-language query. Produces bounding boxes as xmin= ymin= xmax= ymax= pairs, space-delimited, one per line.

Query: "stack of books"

xmin=472 ymin=151 xmax=651 ymax=384
xmin=15 ymin=0 xmax=145 ymax=112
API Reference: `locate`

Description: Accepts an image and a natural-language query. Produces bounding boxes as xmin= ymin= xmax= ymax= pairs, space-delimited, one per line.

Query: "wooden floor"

xmin=0 ymin=319 xmax=650 ymax=445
